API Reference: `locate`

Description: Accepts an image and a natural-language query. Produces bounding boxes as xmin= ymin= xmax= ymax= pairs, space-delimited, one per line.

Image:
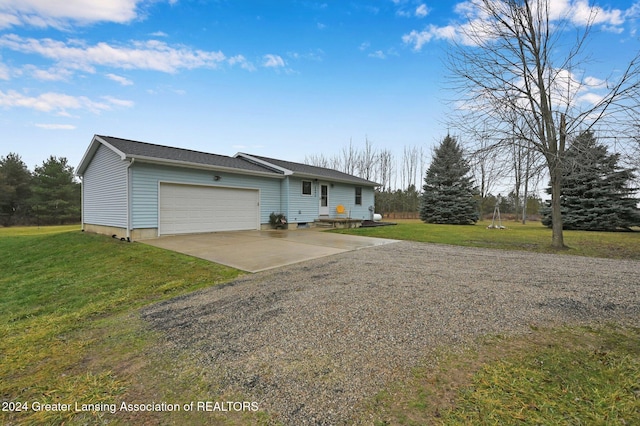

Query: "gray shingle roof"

xmin=240 ymin=153 xmax=379 ymax=186
xmin=99 ymin=135 xmax=280 ymax=174
xmin=81 ymin=135 xmax=377 ymax=185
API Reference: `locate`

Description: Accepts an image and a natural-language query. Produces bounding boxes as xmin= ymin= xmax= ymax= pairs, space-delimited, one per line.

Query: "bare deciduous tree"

xmin=448 ymin=0 xmax=640 ymax=248
xmin=357 ymin=137 xmax=378 ymax=181
xmin=377 ymin=149 xmax=395 ymax=191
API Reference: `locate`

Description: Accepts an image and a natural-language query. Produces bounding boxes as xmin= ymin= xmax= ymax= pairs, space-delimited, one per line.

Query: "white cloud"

xmin=402 ymin=24 xmax=457 ymax=50
xmin=35 ymin=123 xmax=76 ymax=130
xmin=262 ymin=54 xmax=285 ymax=68
xmin=149 ymin=31 xmax=168 ymax=37
xmin=228 ymin=54 xmax=256 ymax=71
xmin=546 ymin=0 xmax=623 ymax=26
xmin=0 ymin=62 xmax=9 ymax=80
xmin=0 ymin=0 xmax=148 ymax=29
xmin=368 ymin=50 xmax=386 ymax=59
xmin=584 ymin=76 xmax=606 ymax=89
xmin=106 ymin=73 xmax=133 ymax=85
xmin=0 ymin=35 xmax=229 ymax=73
xmin=415 ymin=4 xmax=430 ymax=18
xmin=577 ymin=91 xmax=604 ymax=105
xmin=102 ymin=95 xmax=134 ymax=107
xmin=27 ymin=65 xmax=73 ymax=81
xmin=0 ymin=90 xmax=111 ymax=114
xmin=404 ymin=0 xmax=627 ymax=51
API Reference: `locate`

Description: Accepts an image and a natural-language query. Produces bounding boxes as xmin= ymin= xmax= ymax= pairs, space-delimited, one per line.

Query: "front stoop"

xmin=314 ymin=218 xmax=363 ymax=229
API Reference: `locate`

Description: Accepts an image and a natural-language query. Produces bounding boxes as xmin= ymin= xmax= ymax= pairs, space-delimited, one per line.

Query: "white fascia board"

xmin=76 ymin=135 xmax=128 ymax=176
xmin=234 ymin=152 xmax=293 ymax=175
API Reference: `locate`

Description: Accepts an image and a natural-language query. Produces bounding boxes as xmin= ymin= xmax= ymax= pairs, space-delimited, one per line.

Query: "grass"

xmin=2 ymin=224 xmax=639 ymax=425
xmin=0 ymin=227 xmax=246 ymax=425
xmin=332 ymin=219 xmax=640 ymax=259
xmin=366 ymin=324 xmax=640 ymax=425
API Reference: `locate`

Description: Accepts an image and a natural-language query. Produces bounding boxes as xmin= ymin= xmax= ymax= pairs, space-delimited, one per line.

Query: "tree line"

xmin=306 ymin=128 xmax=639 ymax=231
xmin=0 ymin=153 xmax=80 ymax=226
xmin=304 ymin=136 xmax=546 ymax=220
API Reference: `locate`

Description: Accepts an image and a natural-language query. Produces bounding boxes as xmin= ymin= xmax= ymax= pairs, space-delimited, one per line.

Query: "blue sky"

xmin=1 ymin=0 xmax=638 ymax=185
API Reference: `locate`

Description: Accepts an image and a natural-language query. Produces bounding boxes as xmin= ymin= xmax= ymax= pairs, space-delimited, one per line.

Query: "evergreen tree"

xmin=420 ymin=135 xmax=479 ymax=224
xmin=0 ymin=153 xmax=32 ymax=226
xmin=30 ymin=156 xmax=81 ymax=225
xmin=541 ymin=131 xmax=640 ymax=231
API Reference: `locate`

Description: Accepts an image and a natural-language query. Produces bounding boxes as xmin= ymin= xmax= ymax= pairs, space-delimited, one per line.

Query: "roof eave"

xmin=128 ymin=155 xmax=285 ymax=178
xmin=291 ymin=172 xmax=379 ymax=186
xmin=76 ymin=135 xmax=127 ymax=176
xmin=234 ymin=152 xmax=293 ymax=175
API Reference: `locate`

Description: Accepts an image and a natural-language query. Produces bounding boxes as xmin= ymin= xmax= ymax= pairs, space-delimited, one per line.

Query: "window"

xmin=355 ymin=187 xmax=362 ymax=205
xmin=302 ymin=180 xmax=312 ymax=195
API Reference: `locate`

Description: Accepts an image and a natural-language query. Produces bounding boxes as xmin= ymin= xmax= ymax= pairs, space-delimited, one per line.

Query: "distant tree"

xmin=420 ymin=135 xmax=479 ymax=224
xmin=0 ymin=153 xmax=32 ymax=226
xmin=30 ymin=156 xmax=80 ymax=225
xmin=541 ymin=131 xmax=640 ymax=231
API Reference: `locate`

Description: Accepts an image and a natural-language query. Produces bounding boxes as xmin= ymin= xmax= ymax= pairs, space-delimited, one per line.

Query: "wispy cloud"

xmin=368 ymin=50 xmax=386 ymax=59
xmin=415 ymin=4 xmax=430 ymax=18
xmin=402 ymin=24 xmax=457 ymax=50
xmin=395 ymin=1 xmax=430 ymax=18
xmin=102 ymin=95 xmax=134 ymax=107
xmin=0 ymin=61 xmax=10 ymax=80
xmin=0 ymin=89 xmax=126 ymax=114
xmin=263 ymin=54 xmax=285 ymax=68
xmin=287 ymin=49 xmax=325 ymax=62
xmin=0 ymin=35 xmax=238 ymax=73
xmin=0 ymin=0 xmax=165 ymax=29
xmin=35 ymin=123 xmax=76 ymax=130
xmin=106 ymin=73 xmax=133 ymax=85
xmin=228 ymin=54 xmax=256 ymax=71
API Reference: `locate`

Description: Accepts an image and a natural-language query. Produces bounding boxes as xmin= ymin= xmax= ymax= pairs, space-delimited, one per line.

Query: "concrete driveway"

xmin=140 ymin=229 xmax=398 ymax=272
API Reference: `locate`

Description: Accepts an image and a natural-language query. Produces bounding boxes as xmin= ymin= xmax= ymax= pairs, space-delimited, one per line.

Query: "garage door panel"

xmin=159 ymin=183 xmax=258 ymax=235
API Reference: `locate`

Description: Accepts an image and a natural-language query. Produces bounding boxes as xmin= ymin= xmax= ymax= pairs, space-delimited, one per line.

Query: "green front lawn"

xmin=1 ymin=228 xmax=244 ymax=425
xmin=333 ymin=219 xmax=640 ymax=259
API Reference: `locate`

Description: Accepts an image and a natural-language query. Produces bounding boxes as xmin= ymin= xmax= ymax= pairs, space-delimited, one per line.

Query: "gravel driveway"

xmin=141 ymin=241 xmax=640 ymax=425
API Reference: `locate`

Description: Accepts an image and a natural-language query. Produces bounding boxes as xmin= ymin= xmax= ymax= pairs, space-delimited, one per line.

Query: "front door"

xmin=319 ymin=184 xmax=329 ymax=216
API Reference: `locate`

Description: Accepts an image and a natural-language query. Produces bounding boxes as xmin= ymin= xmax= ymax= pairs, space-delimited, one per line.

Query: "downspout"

xmin=286 ymin=176 xmax=290 ymax=227
xmin=79 ymin=175 xmax=84 ymax=231
xmin=126 ymin=158 xmax=135 ymax=240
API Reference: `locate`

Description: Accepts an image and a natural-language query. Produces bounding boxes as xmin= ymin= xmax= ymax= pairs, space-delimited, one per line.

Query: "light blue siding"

xmin=326 ymin=183 xmax=375 ymax=220
xmin=286 ymin=177 xmax=321 ymax=223
xmin=82 ymin=144 xmax=128 ymax=227
xmin=284 ymin=178 xmax=376 ymax=222
xmin=130 ymin=162 xmax=282 ymax=228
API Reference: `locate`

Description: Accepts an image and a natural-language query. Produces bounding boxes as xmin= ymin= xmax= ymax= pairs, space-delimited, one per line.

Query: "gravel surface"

xmin=141 ymin=241 xmax=640 ymax=425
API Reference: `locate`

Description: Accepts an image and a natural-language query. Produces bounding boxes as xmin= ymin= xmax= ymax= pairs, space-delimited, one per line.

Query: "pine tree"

xmin=30 ymin=156 xmax=81 ymax=225
xmin=541 ymin=131 xmax=640 ymax=231
xmin=420 ymin=135 xmax=479 ymax=224
xmin=0 ymin=153 xmax=32 ymax=226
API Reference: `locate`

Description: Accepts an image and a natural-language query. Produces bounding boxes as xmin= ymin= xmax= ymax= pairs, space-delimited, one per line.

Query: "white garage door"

xmin=159 ymin=183 xmax=259 ymax=235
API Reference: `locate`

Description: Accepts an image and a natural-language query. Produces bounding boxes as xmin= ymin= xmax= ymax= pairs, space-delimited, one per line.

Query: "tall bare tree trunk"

xmin=549 ymin=114 xmax=567 ymax=249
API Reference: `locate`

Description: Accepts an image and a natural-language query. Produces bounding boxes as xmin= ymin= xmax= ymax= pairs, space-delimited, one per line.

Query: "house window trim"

xmin=355 ymin=186 xmax=362 ymax=205
xmin=302 ymin=180 xmax=312 ymax=196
